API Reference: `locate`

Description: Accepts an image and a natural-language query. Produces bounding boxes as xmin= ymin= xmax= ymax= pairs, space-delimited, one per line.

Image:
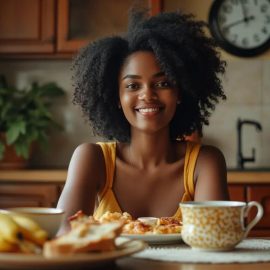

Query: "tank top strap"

xmin=183 ymin=141 xmax=201 ymax=200
xmin=96 ymin=142 xmax=116 ymax=199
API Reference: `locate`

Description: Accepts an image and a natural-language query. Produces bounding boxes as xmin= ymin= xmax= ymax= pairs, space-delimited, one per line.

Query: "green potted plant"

xmin=0 ymin=76 xmax=65 ymax=169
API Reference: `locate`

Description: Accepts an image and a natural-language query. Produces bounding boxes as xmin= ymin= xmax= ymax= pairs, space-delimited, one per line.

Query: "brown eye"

xmin=126 ymin=82 xmax=140 ymax=90
xmin=155 ymin=81 xmax=171 ymax=88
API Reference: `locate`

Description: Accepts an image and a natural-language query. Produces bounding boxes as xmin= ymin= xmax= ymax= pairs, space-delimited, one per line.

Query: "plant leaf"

xmin=38 ymin=83 xmax=65 ymax=97
xmin=6 ymin=120 xmax=26 ymax=144
xmin=14 ymin=142 xmax=29 ymax=159
xmin=0 ymin=81 xmax=65 ymax=157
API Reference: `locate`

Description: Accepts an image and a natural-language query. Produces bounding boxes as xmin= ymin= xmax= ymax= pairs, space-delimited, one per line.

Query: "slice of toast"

xmin=43 ymin=221 xmax=123 ymax=257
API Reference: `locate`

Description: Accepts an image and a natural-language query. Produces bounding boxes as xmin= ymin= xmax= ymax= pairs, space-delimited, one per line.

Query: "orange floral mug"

xmin=180 ymin=201 xmax=263 ymax=251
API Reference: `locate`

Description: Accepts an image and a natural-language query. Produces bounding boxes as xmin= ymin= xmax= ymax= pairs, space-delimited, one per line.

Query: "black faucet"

xmin=237 ymin=118 xmax=262 ymax=169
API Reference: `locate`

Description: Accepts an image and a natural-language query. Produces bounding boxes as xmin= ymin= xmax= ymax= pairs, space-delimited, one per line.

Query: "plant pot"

xmin=0 ymin=133 xmax=30 ymax=169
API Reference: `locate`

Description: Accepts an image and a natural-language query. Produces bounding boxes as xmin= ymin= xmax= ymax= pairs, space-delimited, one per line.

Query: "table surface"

xmin=88 ymin=237 xmax=270 ymax=270
xmin=115 ymin=257 xmax=270 ymax=270
xmin=110 ymin=237 xmax=270 ymax=270
xmin=88 ymin=257 xmax=270 ymax=270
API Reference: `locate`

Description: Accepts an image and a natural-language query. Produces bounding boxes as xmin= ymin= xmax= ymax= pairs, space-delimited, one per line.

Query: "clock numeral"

xmin=253 ymin=34 xmax=260 ymax=42
xmin=242 ymin=38 xmax=249 ymax=47
xmin=266 ymin=15 xmax=270 ymax=23
xmin=254 ymin=0 xmax=258 ymax=5
xmin=222 ymin=4 xmax=233 ymax=13
xmin=241 ymin=0 xmax=248 ymax=4
xmin=262 ymin=27 xmax=268 ymax=34
xmin=260 ymin=4 xmax=268 ymax=13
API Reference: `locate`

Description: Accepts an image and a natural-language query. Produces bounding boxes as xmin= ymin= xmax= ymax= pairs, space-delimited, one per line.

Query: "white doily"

xmin=133 ymin=239 xmax=270 ymax=264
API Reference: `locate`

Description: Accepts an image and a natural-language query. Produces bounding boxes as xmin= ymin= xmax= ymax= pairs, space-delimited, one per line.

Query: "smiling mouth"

xmin=135 ymin=107 xmax=163 ymax=116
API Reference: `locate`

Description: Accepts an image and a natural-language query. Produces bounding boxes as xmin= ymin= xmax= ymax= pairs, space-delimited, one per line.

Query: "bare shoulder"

xmin=73 ymin=142 xmax=103 ymax=157
xmin=57 ymin=142 xmax=106 ymax=229
xmin=71 ymin=143 xmax=104 ymax=166
xmin=197 ymin=144 xmax=226 ymax=168
xmin=67 ymin=143 xmax=105 ymax=188
xmin=194 ymin=144 xmax=229 ymax=201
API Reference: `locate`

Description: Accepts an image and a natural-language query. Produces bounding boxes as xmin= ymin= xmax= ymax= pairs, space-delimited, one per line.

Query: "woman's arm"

xmin=57 ymin=143 xmax=105 ymax=235
xmin=194 ymin=145 xmax=230 ymax=201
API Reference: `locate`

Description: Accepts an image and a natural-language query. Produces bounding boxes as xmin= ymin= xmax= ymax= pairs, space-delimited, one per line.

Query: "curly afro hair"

xmin=73 ymin=10 xmax=226 ymax=142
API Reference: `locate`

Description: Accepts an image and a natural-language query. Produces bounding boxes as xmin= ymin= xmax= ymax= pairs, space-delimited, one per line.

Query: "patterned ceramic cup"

xmin=180 ymin=201 xmax=263 ymax=251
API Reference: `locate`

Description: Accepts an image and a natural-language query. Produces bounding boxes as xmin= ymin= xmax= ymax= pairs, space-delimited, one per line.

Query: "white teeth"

xmin=138 ymin=108 xmax=160 ymax=113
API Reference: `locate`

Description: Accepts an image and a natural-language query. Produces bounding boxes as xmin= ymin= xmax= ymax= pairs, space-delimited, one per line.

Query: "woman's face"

xmin=118 ymin=51 xmax=180 ymax=135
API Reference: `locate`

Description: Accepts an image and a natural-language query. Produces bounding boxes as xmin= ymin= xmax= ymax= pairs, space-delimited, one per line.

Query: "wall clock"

xmin=209 ymin=0 xmax=270 ymax=57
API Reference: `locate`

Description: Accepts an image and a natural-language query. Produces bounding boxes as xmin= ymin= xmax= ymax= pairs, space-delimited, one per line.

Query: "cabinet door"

xmin=57 ymin=0 xmax=158 ymax=53
xmin=228 ymin=184 xmax=245 ymax=202
xmin=0 ymin=183 xmax=58 ymax=208
xmin=246 ymin=185 xmax=270 ymax=230
xmin=0 ymin=0 xmax=55 ymax=54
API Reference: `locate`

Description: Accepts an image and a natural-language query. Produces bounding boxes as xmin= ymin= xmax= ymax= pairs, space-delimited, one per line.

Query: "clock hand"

xmin=240 ymin=0 xmax=248 ymax=22
xmin=223 ymin=16 xmax=254 ymax=31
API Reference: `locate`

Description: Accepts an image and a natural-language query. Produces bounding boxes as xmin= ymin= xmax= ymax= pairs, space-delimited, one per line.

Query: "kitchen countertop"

xmin=0 ymin=169 xmax=66 ymax=183
xmin=1 ymin=169 xmax=270 ymax=184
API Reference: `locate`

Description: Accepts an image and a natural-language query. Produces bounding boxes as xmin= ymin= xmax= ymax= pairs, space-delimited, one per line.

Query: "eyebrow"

xmin=122 ymin=71 xmax=165 ymax=80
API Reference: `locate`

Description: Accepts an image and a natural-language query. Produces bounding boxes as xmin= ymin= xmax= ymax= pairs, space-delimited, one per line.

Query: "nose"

xmin=138 ymin=85 xmax=158 ymax=101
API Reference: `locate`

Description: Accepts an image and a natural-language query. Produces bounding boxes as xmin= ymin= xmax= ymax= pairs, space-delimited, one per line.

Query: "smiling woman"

xmin=57 ymin=9 xmax=229 ymax=235
xmin=118 ymin=51 xmax=179 ymax=135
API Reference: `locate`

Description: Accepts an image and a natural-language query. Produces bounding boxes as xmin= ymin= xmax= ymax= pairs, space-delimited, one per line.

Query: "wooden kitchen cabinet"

xmin=228 ymin=184 xmax=245 ymax=202
xmin=0 ymin=0 xmax=55 ymax=54
xmin=57 ymin=0 xmax=141 ymax=53
xmin=226 ymin=183 xmax=270 ymax=237
xmin=227 ymin=183 xmax=270 ymax=237
xmin=0 ymin=170 xmax=65 ymax=208
xmin=57 ymin=0 xmax=160 ymax=53
xmin=246 ymin=185 xmax=270 ymax=236
xmin=0 ymin=0 xmax=160 ymax=57
xmin=0 ymin=183 xmax=61 ymax=208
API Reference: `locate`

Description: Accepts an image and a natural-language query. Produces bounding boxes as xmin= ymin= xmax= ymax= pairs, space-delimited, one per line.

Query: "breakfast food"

xmin=122 ymin=215 xmax=182 ymax=235
xmin=0 ymin=212 xmax=48 ymax=253
xmin=43 ymin=220 xmax=123 ymax=258
xmin=69 ymin=211 xmax=182 ymax=235
xmin=0 ymin=209 xmax=180 ymax=256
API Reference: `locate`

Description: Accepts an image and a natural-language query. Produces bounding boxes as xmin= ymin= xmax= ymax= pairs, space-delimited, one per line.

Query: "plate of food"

xmin=0 ymin=237 xmax=145 ymax=270
xmin=121 ymin=233 xmax=182 ymax=244
xmin=93 ymin=212 xmax=183 ymax=245
xmin=0 ymin=210 xmax=146 ymax=270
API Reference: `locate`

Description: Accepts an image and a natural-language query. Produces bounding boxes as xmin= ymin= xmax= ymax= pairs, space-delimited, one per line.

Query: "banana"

xmin=0 ymin=213 xmax=22 ymax=244
xmin=11 ymin=215 xmax=48 ymax=246
xmin=12 ymin=215 xmax=41 ymax=232
xmin=0 ymin=235 xmax=19 ymax=252
xmin=33 ymin=229 xmax=48 ymax=243
xmin=0 ymin=212 xmax=49 ymax=253
xmin=17 ymin=239 xmax=42 ymax=254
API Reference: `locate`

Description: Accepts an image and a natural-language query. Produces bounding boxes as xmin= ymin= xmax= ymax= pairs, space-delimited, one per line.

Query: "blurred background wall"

xmin=0 ymin=0 xmax=269 ymax=169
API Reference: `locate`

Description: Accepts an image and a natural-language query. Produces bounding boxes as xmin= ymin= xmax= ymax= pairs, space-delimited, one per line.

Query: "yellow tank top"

xmin=93 ymin=141 xmax=201 ymax=220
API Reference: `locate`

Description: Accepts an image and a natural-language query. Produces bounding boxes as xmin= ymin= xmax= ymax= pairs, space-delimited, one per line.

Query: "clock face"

xmin=209 ymin=0 xmax=270 ymax=56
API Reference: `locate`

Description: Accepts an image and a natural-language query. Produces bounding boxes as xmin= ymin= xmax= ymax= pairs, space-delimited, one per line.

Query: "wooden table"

xmin=79 ymin=258 xmax=270 ymax=270
xmin=109 ymin=237 xmax=270 ymax=270
xmin=115 ymin=257 xmax=270 ymax=270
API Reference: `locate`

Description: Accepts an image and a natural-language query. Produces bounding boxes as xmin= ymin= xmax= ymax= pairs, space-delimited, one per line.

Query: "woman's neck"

xmin=128 ymin=130 xmax=178 ymax=170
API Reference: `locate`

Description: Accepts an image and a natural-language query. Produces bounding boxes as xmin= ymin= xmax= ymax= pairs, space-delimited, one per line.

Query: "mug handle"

xmin=241 ymin=201 xmax=264 ymax=238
